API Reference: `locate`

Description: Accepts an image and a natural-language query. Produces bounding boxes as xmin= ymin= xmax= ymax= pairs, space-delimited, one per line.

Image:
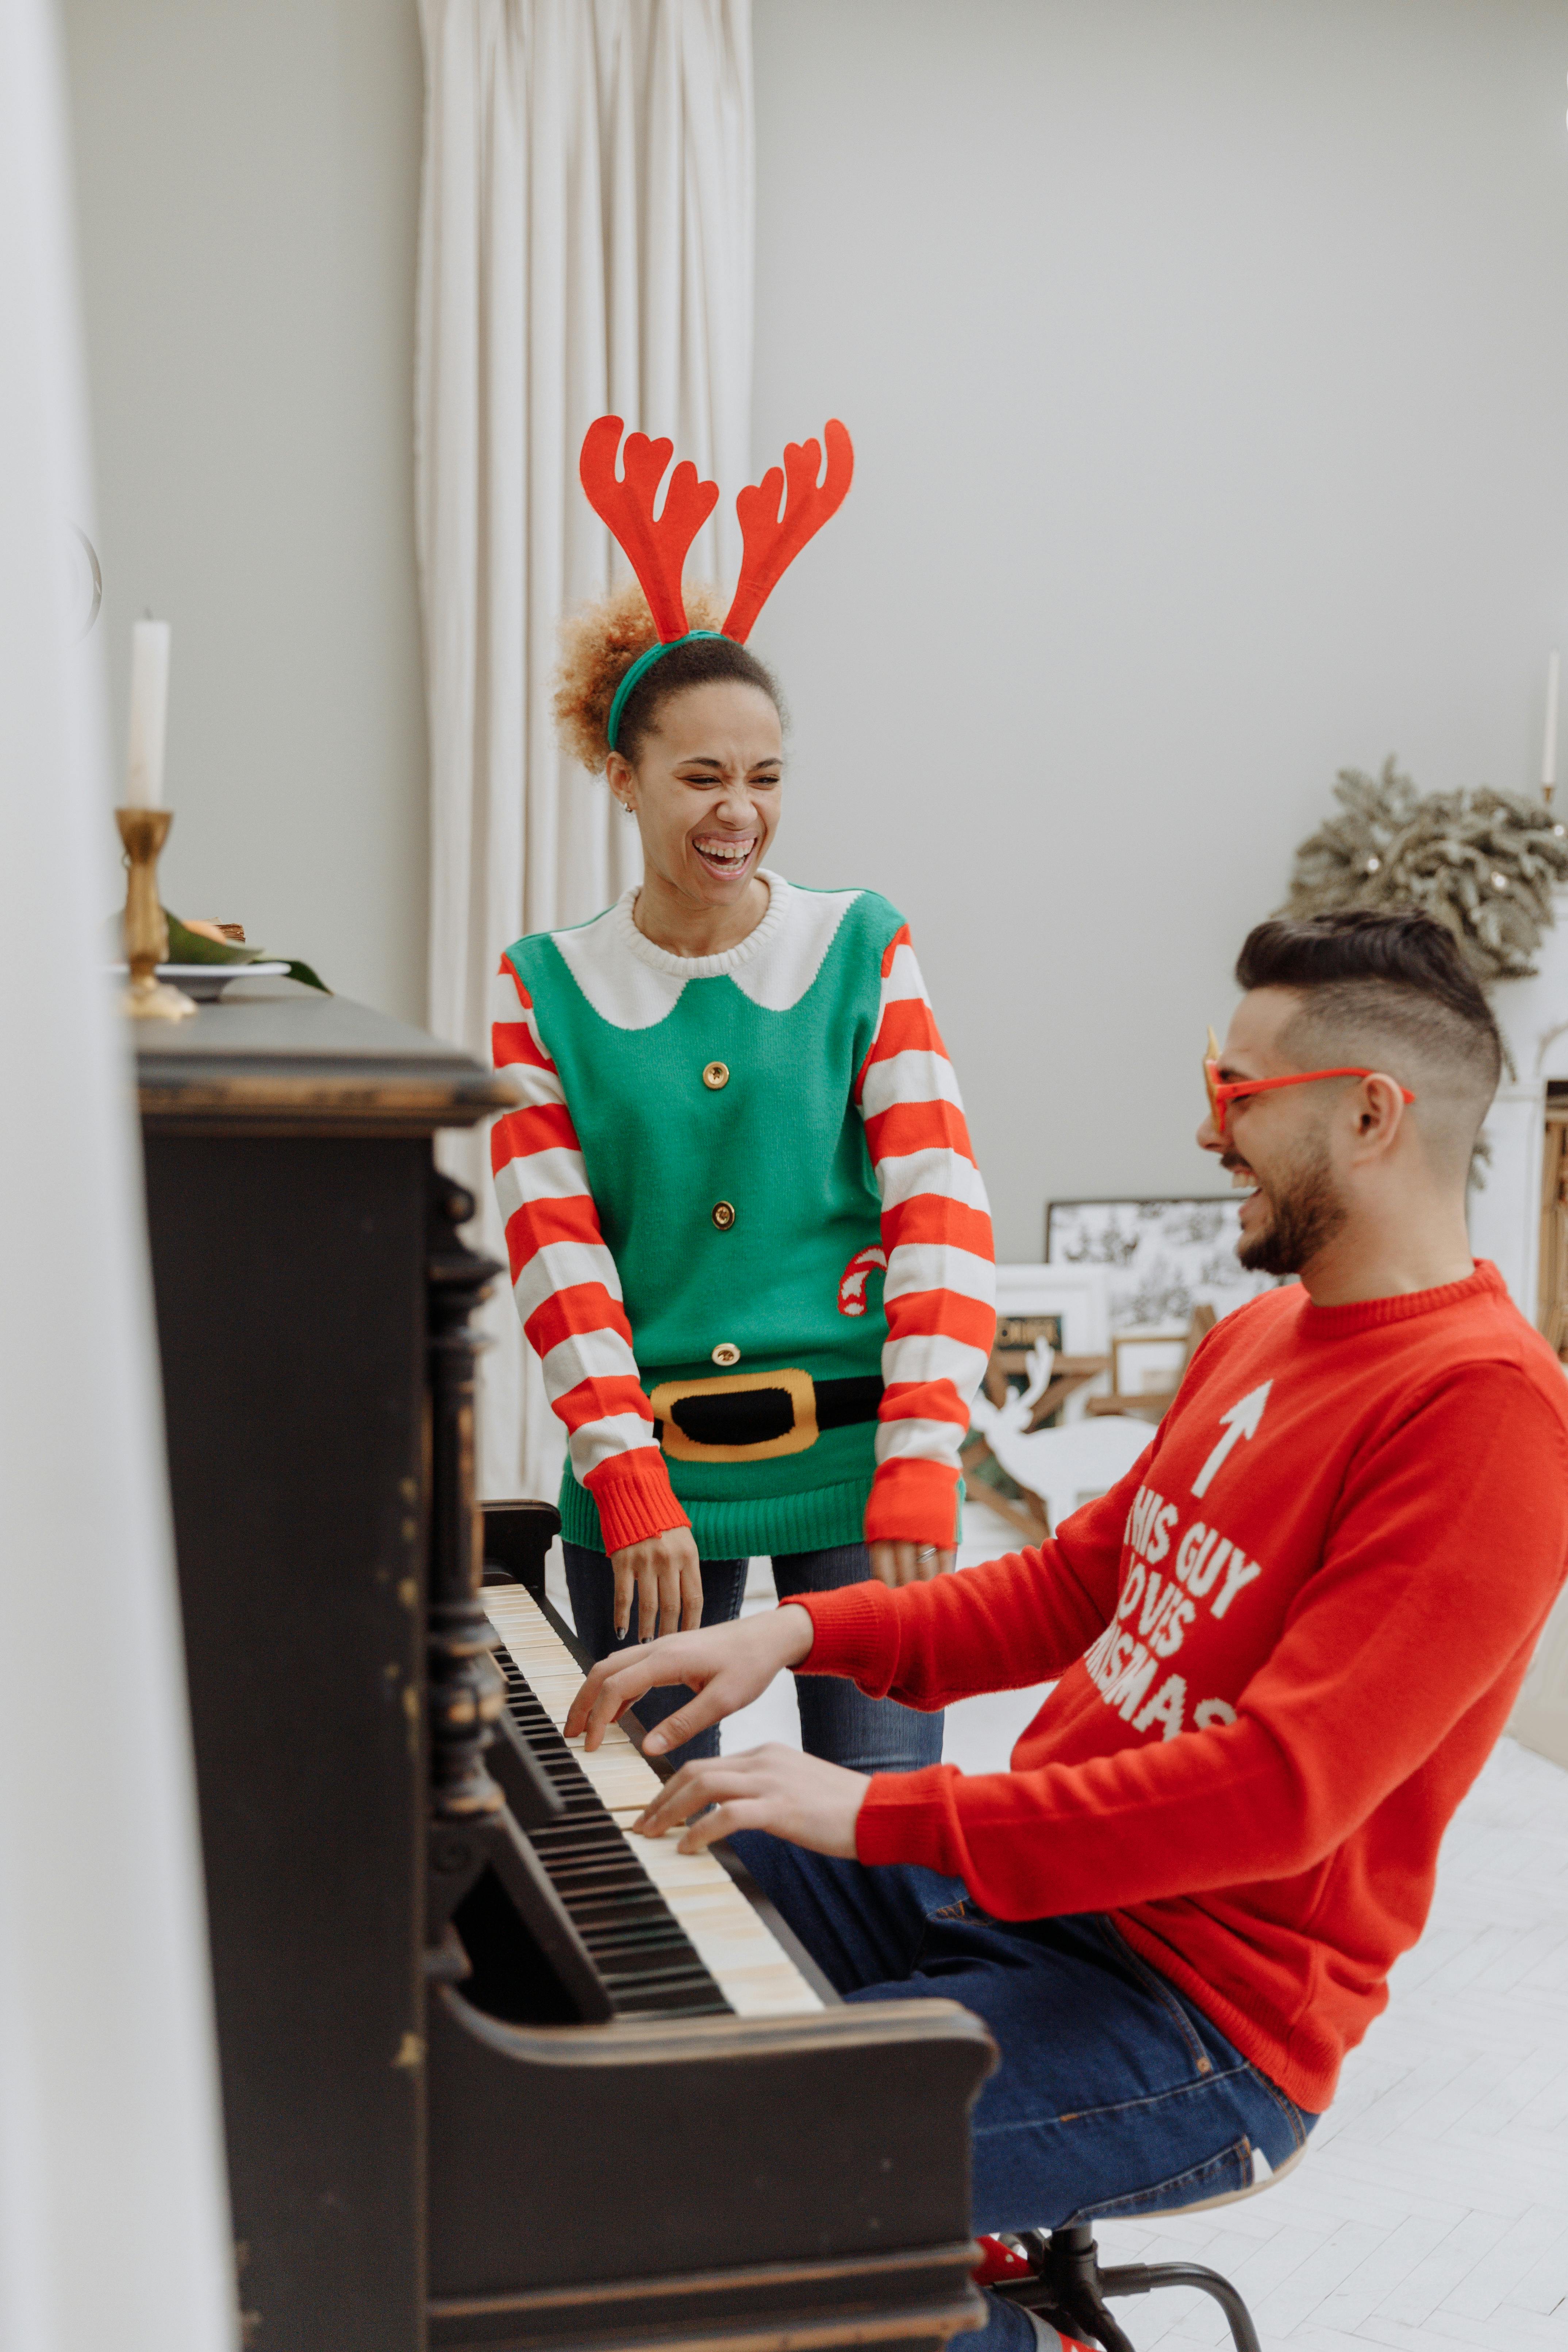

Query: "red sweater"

xmin=792 ymin=1263 xmax=1568 ymax=2111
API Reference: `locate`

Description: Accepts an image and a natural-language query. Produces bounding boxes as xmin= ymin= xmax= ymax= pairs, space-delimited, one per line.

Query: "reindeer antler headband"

xmin=578 ymin=414 xmax=854 ymax=752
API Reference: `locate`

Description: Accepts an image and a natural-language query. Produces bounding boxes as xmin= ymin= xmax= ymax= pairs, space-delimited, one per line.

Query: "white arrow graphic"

xmin=1191 ymin=1381 xmax=1272 ymax=1499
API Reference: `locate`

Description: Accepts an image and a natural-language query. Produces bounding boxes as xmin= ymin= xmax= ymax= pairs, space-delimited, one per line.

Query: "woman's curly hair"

xmin=554 ymin=580 xmax=782 ymax=772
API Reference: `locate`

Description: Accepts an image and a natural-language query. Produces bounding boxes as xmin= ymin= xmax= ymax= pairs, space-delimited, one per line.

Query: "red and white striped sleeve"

xmin=490 ymin=954 xmax=689 ymax=1554
xmin=855 ymin=925 xmax=996 ymax=1548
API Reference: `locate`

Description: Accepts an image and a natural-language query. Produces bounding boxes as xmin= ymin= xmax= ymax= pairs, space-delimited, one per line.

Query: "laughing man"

xmin=565 ymin=908 xmax=1568 ymax=2349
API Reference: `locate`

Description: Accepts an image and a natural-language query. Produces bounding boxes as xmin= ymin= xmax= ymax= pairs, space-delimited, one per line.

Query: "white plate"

xmin=108 ymin=961 xmax=291 ymax=1000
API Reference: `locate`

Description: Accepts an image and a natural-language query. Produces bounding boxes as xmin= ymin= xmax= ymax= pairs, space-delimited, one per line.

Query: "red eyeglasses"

xmin=1203 ymin=1027 xmax=1415 ymax=1139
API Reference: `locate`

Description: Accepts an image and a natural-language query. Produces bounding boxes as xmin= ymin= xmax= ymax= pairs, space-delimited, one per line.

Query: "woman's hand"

xmin=868 ymin=1540 xmax=956 ymax=1587
xmin=565 ymin=1604 xmax=816 ymax=1755
xmin=631 ymin=1744 xmax=869 ymax=1859
xmin=609 ymin=1526 xmax=704 ymax=1640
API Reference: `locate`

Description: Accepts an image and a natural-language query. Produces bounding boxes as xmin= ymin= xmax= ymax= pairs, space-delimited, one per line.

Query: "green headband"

xmin=606 ymin=630 xmax=722 ymax=754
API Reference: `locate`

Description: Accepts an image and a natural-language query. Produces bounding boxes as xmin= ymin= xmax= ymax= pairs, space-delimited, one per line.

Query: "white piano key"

xmin=485 ymin=1587 xmax=822 ymax=2017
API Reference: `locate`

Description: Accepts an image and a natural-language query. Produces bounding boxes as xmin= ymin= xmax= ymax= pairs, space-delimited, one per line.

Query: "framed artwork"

xmin=990 ymin=1311 xmax=1064 ymax=1405
xmin=995 ymin=1261 xmax=1111 ymax=1360
xmin=995 ymin=1309 xmax=1064 ymax=1357
xmin=986 ymin=1264 xmax=1116 ymax=1427
xmin=1044 ymin=1197 xmax=1279 ymax=1333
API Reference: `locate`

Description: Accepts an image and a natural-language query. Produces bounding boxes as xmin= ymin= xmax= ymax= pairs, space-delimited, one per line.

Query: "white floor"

xmin=548 ymin=1504 xmax=1568 ymax=2348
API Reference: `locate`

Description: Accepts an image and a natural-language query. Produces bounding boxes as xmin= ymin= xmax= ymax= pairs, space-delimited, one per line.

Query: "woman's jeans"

xmin=561 ymin=1540 xmax=944 ymax=1772
xmin=726 ymin=1835 xmax=1318 ymax=2352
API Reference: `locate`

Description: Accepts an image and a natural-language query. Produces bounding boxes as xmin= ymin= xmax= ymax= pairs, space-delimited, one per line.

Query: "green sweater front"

xmin=494 ymin=871 xmax=990 ymax=1560
xmin=500 ymin=878 xmax=898 ymax=1556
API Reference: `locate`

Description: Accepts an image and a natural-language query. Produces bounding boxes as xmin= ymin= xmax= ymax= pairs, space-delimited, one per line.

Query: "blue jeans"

xmin=727 ymin=1837 xmax=1317 ymax=2352
xmin=561 ymin=1540 xmax=944 ymax=1772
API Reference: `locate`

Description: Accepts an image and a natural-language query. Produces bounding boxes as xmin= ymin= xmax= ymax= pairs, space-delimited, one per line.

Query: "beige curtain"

xmin=0 ymin=4 xmax=236 ymax=2345
xmin=415 ymin=0 xmax=753 ymax=1501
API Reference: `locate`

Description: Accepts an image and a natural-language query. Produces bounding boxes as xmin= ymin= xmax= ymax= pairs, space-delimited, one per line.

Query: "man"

xmin=565 ymin=909 xmax=1568 ymax=2348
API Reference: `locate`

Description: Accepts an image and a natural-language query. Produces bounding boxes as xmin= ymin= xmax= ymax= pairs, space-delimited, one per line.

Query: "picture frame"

xmin=987 ymin=1310 xmax=1065 ymax=1407
xmin=996 ymin=1311 xmax=1065 ymax=1354
xmin=986 ymin=1264 xmax=1115 ymax=1425
xmin=996 ymin=1260 xmax=1111 ymax=1360
xmin=1044 ymin=1197 xmax=1279 ymax=1334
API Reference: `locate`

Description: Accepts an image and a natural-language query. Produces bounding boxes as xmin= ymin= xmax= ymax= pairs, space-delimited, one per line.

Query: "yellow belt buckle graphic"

xmin=649 ymin=1367 xmax=818 ymax=1464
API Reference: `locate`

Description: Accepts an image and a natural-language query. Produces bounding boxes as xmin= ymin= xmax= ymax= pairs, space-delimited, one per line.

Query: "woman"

xmin=491 ymin=417 xmax=994 ymax=1768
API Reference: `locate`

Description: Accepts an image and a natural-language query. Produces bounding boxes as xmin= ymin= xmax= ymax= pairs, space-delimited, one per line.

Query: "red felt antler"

xmin=722 ymin=421 xmax=854 ymax=642
xmin=579 ymin=416 xmax=720 ymax=642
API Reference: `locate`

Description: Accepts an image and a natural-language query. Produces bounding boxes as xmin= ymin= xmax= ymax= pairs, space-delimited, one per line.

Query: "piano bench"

xmin=985 ymin=2141 xmax=1306 ymax=2352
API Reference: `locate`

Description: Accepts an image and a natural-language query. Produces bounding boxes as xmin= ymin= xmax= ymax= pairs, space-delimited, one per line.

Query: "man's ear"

xmin=1354 ymin=1073 xmax=1411 ymax=1153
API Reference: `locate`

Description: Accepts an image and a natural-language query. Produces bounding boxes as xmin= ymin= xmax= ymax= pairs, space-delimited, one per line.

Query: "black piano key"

xmin=494 ymin=1652 xmax=732 ymax=2019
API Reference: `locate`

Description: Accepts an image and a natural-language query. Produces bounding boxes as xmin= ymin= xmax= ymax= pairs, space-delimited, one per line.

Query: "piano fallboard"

xmin=427 ymin=1985 xmax=992 ymax=2351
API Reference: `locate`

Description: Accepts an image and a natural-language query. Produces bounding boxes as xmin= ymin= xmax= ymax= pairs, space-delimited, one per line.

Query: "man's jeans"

xmin=727 ymin=1836 xmax=1317 ymax=2352
xmin=561 ymin=1540 xmax=944 ymax=1771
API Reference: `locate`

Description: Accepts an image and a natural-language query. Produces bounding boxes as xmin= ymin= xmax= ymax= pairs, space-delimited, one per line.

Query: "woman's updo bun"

xmin=554 ymin=580 xmax=784 ymax=772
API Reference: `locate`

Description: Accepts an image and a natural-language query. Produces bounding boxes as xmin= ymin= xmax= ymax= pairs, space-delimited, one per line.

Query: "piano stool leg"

xmin=988 ymin=2222 xmax=1263 ymax=2352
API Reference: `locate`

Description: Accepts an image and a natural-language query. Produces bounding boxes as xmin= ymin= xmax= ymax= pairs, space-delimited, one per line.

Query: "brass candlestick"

xmin=116 ymin=806 xmax=197 ymax=1021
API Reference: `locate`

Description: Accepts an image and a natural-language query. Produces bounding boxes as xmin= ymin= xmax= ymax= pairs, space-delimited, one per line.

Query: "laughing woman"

xmin=490 ymin=418 xmax=994 ymax=1770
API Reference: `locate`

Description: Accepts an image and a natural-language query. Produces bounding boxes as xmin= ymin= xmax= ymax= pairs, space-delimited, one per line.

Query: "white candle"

xmin=125 ymin=619 xmax=171 ymax=807
xmin=1543 ymin=649 xmax=1560 ymax=793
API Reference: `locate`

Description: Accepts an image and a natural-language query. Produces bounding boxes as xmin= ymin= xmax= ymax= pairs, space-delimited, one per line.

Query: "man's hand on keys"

xmin=631 ymin=1744 xmax=870 ymax=1860
xmin=564 ymin=1603 xmax=816 ymax=1756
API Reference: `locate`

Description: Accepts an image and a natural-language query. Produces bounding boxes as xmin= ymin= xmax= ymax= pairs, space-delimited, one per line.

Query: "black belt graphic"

xmin=647 ymin=1368 xmax=883 ymax=1463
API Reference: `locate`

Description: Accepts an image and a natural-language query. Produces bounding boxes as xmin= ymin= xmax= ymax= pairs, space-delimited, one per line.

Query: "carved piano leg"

xmin=423 ymin=1171 xmax=612 ymax=2022
xmin=426 ymin=1168 xmax=509 ymax=1833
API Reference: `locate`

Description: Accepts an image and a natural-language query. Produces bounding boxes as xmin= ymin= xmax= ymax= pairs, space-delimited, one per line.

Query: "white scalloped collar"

xmin=549 ymin=871 xmax=863 ymax=1030
xmin=614 ymin=869 xmax=792 ymax=977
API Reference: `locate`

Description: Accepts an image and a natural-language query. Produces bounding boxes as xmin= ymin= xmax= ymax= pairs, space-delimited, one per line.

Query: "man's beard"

xmin=1235 ymin=1133 xmax=1348 ymax=1276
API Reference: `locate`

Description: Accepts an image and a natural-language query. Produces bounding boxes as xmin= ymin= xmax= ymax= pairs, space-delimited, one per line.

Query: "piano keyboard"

xmin=484 ymin=1584 xmax=823 ymax=2020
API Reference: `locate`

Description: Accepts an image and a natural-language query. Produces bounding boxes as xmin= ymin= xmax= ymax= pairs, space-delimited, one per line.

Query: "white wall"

xmin=59 ymin=0 xmax=1568 ymax=1234
xmin=61 ymin=0 xmax=427 ymax=1019
xmin=749 ymin=0 xmax=1568 ymax=1256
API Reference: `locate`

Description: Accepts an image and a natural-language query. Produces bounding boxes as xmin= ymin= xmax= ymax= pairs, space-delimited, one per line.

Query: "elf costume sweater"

xmin=491 ymin=873 xmax=995 ymax=1559
xmin=789 ymin=1263 xmax=1568 ymax=2112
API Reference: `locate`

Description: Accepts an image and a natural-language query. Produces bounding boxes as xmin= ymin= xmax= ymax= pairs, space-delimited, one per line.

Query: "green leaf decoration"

xmin=1282 ymin=757 xmax=1568 ymax=988
xmin=163 ymin=911 xmax=331 ymax=993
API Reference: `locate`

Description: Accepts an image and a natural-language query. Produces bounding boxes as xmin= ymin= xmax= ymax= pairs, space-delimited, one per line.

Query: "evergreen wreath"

xmin=1283 ymin=757 xmax=1568 ymax=986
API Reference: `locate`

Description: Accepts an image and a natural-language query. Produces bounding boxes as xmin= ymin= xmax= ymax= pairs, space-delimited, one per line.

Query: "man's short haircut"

xmin=1234 ymin=910 xmax=1503 ymax=1163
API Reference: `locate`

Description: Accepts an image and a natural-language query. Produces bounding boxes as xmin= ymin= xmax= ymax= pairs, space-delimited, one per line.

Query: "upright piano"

xmin=136 ymin=982 xmax=994 ymax=2352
